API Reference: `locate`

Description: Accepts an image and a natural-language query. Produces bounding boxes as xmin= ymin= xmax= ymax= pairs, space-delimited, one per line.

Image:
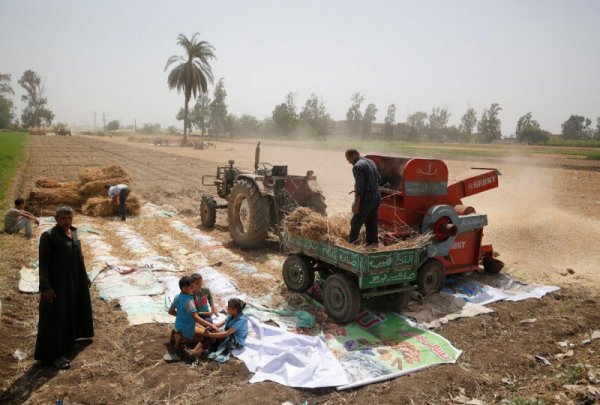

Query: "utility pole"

xmin=134 ymin=118 xmax=137 ymax=134
xmin=102 ymin=113 xmax=106 ymax=132
xmin=94 ymin=111 xmax=97 ymax=135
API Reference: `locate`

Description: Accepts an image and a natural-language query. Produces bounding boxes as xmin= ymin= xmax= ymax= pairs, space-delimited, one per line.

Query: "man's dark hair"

xmin=104 ymin=184 xmax=111 ymax=190
xmin=14 ymin=198 xmax=25 ymax=206
xmin=190 ymin=273 xmax=203 ymax=281
xmin=345 ymin=149 xmax=359 ymax=157
xmin=179 ymin=275 xmax=193 ymax=290
xmin=228 ymin=298 xmax=246 ymax=312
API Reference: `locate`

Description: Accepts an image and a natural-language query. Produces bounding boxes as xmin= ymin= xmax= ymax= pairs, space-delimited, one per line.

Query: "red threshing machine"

xmin=366 ymin=155 xmax=505 ymax=295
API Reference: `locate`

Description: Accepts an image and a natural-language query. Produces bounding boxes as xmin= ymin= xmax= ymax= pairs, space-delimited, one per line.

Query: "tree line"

xmin=0 ymin=70 xmax=55 ymax=129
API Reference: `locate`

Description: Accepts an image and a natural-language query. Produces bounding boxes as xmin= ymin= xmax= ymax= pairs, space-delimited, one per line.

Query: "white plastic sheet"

xmin=234 ymin=317 xmax=349 ymax=388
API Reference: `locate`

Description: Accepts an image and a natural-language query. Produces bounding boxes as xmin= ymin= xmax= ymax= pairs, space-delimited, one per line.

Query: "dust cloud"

xmin=467 ymin=157 xmax=600 ymax=286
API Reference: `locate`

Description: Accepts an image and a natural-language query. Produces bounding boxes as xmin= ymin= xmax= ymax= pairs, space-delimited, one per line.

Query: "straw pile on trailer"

xmin=282 ymin=207 xmax=432 ymax=252
xmin=27 ymin=165 xmax=139 ymax=217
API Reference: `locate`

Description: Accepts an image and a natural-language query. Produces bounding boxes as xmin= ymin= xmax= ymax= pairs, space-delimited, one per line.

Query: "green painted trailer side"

xmin=283 ymin=233 xmax=424 ymax=289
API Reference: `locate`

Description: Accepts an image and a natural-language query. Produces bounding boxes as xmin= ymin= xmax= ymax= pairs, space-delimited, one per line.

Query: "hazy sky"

xmin=1 ymin=0 xmax=599 ymax=135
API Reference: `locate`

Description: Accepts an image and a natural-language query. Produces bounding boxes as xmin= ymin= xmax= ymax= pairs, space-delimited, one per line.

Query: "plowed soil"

xmin=1 ymin=135 xmax=599 ymax=405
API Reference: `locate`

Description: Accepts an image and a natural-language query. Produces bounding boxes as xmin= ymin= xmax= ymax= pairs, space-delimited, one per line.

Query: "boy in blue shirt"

xmin=168 ymin=276 xmax=216 ymax=354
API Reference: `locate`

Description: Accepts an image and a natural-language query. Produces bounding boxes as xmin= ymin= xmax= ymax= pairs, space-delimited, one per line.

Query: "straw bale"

xmin=34 ymin=177 xmax=61 ymax=188
xmin=82 ymin=194 xmax=141 ymax=217
xmin=79 ymin=176 xmax=131 ymax=197
xmin=283 ymin=207 xmax=432 ymax=253
xmin=78 ymin=165 xmax=129 ymax=184
xmin=28 ymin=184 xmax=82 ymax=206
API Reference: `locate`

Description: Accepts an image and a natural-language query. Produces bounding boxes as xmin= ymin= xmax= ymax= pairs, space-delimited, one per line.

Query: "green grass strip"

xmin=0 ymin=132 xmax=29 ymax=210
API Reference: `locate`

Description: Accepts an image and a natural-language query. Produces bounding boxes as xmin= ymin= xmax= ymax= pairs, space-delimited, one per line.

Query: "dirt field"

xmin=1 ymin=135 xmax=599 ymax=404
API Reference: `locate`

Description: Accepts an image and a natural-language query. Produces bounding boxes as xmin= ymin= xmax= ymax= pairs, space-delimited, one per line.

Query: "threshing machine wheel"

xmin=282 ymin=254 xmax=315 ymax=292
xmin=200 ymin=194 xmax=217 ymax=228
xmin=227 ymin=178 xmax=270 ymax=249
xmin=323 ymin=273 xmax=361 ymax=323
xmin=483 ymin=256 xmax=505 ymax=274
xmin=303 ymin=193 xmax=327 ymax=215
xmin=374 ymin=291 xmax=412 ymax=313
xmin=417 ymin=259 xmax=446 ymax=296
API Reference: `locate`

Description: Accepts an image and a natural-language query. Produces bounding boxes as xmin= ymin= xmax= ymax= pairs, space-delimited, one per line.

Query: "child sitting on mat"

xmin=190 ymin=273 xmax=219 ymax=323
xmin=186 ymin=298 xmax=248 ymax=362
xmin=168 ymin=275 xmax=216 ymax=354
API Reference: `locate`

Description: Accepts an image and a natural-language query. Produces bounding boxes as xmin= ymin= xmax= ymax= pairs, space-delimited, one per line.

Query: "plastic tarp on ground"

xmin=241 ymin=304 xmax=462 ymax=389
xmin=443 ymin=273 xmax=560 ymax=305
xmin=18 ymin=267 xmax=39 ymax=293
xmin=235 ymin=317 xmax=349 ymax=388
xmin=94 ymin=268 xmax=164 ymax=300
xmin=118 ymin=295 xmax=173 ymax=326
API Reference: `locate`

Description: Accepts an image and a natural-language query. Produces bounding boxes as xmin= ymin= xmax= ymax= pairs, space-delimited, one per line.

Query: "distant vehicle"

xmin=56 ymin=127 xmax=71 ymax=136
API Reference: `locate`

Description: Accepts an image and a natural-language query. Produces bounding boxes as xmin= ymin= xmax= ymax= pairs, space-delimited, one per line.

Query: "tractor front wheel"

xmin=282 ymin=254 xmax=315 ymax=292
xmin=228 ymin=178 xmax=270 ymax=249
xmin=200 ymin=194 xmax=217 ymax=228
xmin=417 ymin=259 xmax=446 ymax=296
xmin=323 ymin=273 xmax=361 ymax=323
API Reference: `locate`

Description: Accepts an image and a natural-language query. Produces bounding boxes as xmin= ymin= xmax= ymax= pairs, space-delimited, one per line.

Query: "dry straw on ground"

xmin=82 ymin=195 xmax=140 ymax=217
xmin=283 ymin=207 xmax=432 ymax=252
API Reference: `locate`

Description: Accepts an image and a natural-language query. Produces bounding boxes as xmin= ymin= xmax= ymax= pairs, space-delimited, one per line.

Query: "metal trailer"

xmin=282 ymin=232 xmax=425 ymax=323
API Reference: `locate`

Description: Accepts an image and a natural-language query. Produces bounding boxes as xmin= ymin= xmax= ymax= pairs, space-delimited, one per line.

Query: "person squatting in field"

xmin=3 ymin=198 xmax=39 ymax=238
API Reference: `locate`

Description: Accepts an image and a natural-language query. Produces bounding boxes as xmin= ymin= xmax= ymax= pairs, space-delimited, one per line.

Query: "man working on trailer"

xmin=105 ymin=183 xmax=130 ymax=221
xmin=345 ymin=149 xmax=381 ymax=246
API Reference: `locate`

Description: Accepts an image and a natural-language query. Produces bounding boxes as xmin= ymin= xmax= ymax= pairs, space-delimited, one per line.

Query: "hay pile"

xmin=282 ymin=207 xmax=432 ymax=252
xmin=78 ymin=165 xmax=132 ymax=197
xmin=27 ymin=165 xmax=139 ymax=217
xmin=82 ymin=195 xmax=140 ymax=217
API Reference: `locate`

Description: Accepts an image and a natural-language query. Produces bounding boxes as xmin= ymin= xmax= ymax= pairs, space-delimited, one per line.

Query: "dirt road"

xmin=1 ymin=135 xmax=598 ymax=404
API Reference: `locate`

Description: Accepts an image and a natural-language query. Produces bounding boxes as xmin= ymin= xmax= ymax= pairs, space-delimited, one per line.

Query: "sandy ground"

xmin=1 ymin=135 xmax=599 ymax=404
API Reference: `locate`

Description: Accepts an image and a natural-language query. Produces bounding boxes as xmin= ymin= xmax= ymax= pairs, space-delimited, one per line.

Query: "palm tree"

xmin=165 ymin=33 xmax=215 ymax=145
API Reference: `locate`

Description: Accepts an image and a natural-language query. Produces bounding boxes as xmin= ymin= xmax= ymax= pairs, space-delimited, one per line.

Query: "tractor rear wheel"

xmin=417 ymin=259 xmax=446 ymax=296
xmin=200 ymin=194 xmax=217 ymax=228
xmin=228 ymin=178 xmax=270 ymax=249
xmin=374 ymin=291 xmax=412 ymax=313
xmin=323 ymin=273 xmax=361 ymax=323
xmin=282 ymin=254 xmax=315 ymax=292
xmin=303 ymin=193 xmax=327 ymax=215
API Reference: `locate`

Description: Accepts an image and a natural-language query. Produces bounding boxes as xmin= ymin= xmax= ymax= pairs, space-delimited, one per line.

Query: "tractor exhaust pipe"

xmin=254 ymin=141 xmax=261 ymax=172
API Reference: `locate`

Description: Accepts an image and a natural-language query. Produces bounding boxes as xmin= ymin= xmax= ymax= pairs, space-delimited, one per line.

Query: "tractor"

xmin=200 ymin=142 xmax=327 ymax=249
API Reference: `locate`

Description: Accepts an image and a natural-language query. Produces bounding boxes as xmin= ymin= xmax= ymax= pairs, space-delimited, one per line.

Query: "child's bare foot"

xmin=185 ymin=347 xmax=203 ymax=358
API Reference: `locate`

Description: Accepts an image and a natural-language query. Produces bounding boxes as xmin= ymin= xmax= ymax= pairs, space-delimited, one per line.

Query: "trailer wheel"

xmin=200 ymin=194 xmax=217 ymax=228
xmin=417 ymin=259 xmax=446 ymax=296
xmin=228 ymin=178 xmax=270 ymax=249
xmin=483 ymin=256 xmax=504 ymax=274
xmin=323 ymin=273 xmax=361 ymax=323
xmin=374 ymin=291 xmax=412 ymax=313
xmin=282 ymin=255 xmax=315 ymax=292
